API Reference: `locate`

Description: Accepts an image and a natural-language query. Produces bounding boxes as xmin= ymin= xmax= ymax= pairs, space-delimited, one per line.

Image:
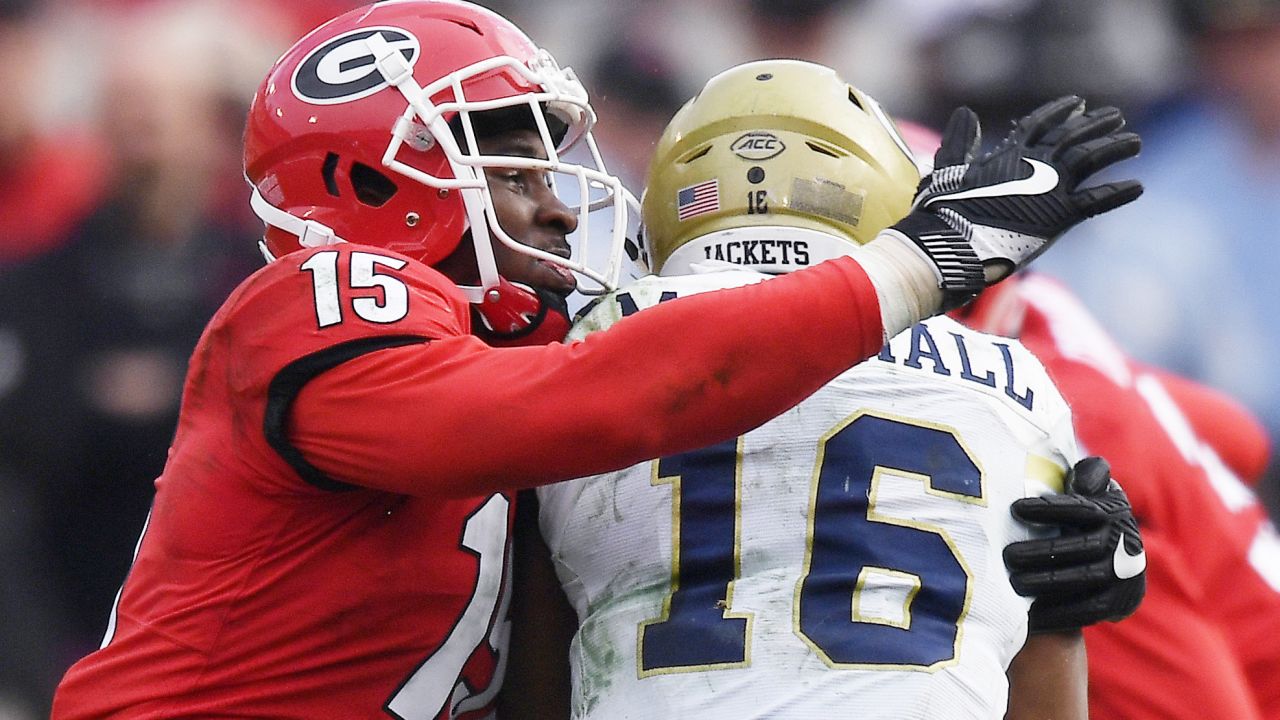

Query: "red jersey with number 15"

xmin=53 ymin=246 xmax=516 ymax=720
xmin=52 ymin=243 xmax=892 ymax=719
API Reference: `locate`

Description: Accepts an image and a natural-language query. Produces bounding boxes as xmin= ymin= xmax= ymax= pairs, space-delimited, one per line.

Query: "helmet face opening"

xmin=451 ymin=104 xmax=570 ymax=150
xmin=641 ymin=59 xmax=922 ymax=276
xmin=243 ymin=0 xmax=637 ymax=302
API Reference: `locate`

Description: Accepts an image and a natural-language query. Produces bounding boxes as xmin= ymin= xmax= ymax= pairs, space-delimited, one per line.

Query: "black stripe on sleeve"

xmin=264 ymin=335 xmax=428 ymax=492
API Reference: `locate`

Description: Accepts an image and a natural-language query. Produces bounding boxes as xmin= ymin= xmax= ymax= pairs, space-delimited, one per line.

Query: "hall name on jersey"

xmin=876 ymin=323 xmax=1035 ymax=411
xmin=702 ymin=239 xmax=810 ymax=266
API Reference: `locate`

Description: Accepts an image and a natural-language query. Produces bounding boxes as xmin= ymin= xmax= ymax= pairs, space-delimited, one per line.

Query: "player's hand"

xmin=1003 ymin=456 xmax=1147 ymax=634
xmin=888 ymin=96 xmax=1143 ymax=310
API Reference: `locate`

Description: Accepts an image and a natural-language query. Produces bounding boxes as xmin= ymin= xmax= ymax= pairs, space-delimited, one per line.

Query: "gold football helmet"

xmin=642 ymin=59 xmax=923 ymax=274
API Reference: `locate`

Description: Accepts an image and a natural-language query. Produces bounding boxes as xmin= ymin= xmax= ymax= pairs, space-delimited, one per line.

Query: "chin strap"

xmin=471 ymin=277 xmax=572 ymax=347
xmin=250 ymin=187 xmax=346 ymax=250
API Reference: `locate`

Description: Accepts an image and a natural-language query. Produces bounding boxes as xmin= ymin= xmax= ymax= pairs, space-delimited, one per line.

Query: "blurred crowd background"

xmin=1 ymin=0 xmax=1278 ymax=716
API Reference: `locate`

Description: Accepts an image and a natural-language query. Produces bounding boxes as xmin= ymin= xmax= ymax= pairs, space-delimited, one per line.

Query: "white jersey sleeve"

xmin=539 ymin=269 xmax=1078 ymax=720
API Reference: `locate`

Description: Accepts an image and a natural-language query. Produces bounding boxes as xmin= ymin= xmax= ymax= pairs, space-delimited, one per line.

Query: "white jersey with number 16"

xmin=538 ymin=269 xmax=1080 ymax=720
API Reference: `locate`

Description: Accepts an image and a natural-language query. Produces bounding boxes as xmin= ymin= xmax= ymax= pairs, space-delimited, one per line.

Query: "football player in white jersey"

xmin=512 ymin=60 xmax=1135 ymax=719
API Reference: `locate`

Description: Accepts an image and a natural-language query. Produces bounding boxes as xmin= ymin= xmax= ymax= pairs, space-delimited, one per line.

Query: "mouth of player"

xmin=537 ymin=256 xmax=578 ymax=295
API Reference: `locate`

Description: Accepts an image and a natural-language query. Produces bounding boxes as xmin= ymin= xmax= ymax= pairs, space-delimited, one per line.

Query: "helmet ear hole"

xmin=350 ymin=163 xmax=399 ymax=208
xmin=322 ymin=153 xmax=341 ymax=197
xmin=679 ymin=144 xmax=712 ymax=164
xmin=805 ymin=141 xmax=841 ymax=159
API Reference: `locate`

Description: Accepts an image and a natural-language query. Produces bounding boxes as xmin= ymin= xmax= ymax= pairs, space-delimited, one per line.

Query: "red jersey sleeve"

xmin=290 ymin=255 xmax=885 ymax=496
xmin=1146 ymin=365 xmax=1272 ymax=485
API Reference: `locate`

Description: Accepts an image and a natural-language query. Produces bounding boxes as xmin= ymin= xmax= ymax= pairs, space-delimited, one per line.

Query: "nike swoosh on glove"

xmin=1003 ymin=455 xmax=1147 ymax=634
xmin=889 ymin=96 xmax=1143 ymax=310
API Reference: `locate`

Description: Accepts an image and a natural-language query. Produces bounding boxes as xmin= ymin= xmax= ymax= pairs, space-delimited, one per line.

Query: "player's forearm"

xmin=855 ymin=232 xmax=945 ymax=339
xmin=292 ymin=256 xmax=885 ymax=495
xmin=1006 ymin=630 xmax=1088 ymax=720
xmin=496 ymin=492 xmax=574 ymax=720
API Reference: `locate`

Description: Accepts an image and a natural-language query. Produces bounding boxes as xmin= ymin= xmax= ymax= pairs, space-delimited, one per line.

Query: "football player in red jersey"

xmin=960 ymin=274 xmax=1280 ymax=720
xmin=892 ymin=117 xmax=1280 ymax=718
xmin=50 ymin=1 xmax=1145 ymax=717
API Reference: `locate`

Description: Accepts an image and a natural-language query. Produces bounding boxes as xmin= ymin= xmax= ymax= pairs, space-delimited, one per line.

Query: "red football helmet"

xmin=243 ymin=0 xmax=637 ymax=304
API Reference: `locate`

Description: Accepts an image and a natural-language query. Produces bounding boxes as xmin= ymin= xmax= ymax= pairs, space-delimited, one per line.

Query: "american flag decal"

xmin=676 ymin=179 xmax=720 ymax=221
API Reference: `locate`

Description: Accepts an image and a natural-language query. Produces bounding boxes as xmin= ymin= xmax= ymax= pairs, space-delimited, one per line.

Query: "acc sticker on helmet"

xmin=292 ymin=27 xmax=420 ymax=105
xmin=730 ymin=132 xmax=786 ymax=161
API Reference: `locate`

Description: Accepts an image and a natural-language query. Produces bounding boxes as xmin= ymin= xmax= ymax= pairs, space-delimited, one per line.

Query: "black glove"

xmin=889 ymin=96 xmax=1143 ymax=310
xmin=1004 ymin=456 xmax=1146 ymax=634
